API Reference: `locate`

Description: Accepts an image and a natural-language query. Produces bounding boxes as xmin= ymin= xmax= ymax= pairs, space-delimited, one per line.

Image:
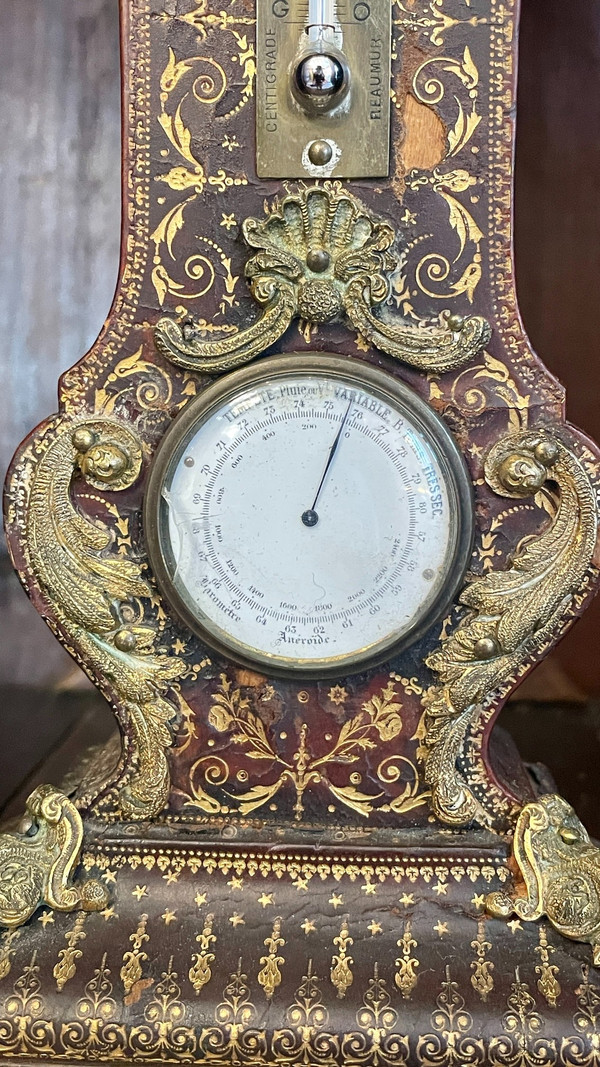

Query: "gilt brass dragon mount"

xmin=154 ymin=184 xmax=491 ymax=376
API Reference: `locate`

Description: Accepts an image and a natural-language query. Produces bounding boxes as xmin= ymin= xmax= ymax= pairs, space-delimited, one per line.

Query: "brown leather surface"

xmin=0 ymin=833 xmax=595 ymax=1066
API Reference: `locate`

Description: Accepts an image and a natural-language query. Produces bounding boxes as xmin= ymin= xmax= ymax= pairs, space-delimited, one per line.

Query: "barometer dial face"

xmin=145 ymin=354 xmax=473 ymax=677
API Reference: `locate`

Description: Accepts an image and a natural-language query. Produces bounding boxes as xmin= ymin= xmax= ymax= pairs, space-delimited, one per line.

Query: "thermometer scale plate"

xmin=256 ymin=0 xmax=391 ymax=178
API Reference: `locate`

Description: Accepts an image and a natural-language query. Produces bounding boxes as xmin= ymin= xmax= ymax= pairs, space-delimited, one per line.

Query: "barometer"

xmin=5 ymin=0 xmax=600 ymax=1059
xmin=146 ymin=354 xmax=472 ymax=675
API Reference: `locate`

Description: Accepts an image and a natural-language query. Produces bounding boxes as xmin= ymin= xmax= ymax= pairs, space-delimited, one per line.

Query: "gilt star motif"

xmin=328 ymin=685 xmax=348 ymax=706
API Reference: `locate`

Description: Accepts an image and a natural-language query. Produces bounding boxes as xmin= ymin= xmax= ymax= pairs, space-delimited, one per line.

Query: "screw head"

xmin=307 ymin=138 xmax=333 ymax=166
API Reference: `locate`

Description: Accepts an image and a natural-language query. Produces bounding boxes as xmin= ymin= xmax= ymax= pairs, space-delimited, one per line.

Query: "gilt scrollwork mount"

xmin=8 ymin=416 xmax=182 ymax=827
xmin=154 ymin=184 xmax=492 ymax=376
xmin=0 ymin=786 xmax=108 ymax=929
xmin=487 ymin=795 xmax=600 ymax=968
xmin=424 ymin=428 xmax=599 ymax=831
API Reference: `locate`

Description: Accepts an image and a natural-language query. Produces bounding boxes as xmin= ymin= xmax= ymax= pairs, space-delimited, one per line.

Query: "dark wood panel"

xmin=514 ymin=0 xmax=600 ymax=693
xmin=0 ymin=0 xmax=121 ymax=687
xmin=0 ymin=0 xmax=121 ymax=481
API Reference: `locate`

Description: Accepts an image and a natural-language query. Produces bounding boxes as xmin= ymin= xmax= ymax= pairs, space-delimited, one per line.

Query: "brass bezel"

xmin=144 ymin=353 xmax=474 ymax=679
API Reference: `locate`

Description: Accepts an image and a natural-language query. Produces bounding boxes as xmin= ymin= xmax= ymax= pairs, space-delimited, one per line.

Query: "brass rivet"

xmin=115 ymin=629 xmax=137 ymax=652
xmin=80 ymin=879 xmax=110 ymax=911
xmin=446 ymin=313 xmax=464 ymax=332
xmin=307 ymin=139 xmax=333 ymax=166
xmin=534 ymin=439 xmax=559 ymax=467
xmin=474 ymin=636 xmax=498 ymax=660
xmin=306 ymin=248 xmax=330 ymax=273
xmin=72 ymin=427 xmax=96 ymax=453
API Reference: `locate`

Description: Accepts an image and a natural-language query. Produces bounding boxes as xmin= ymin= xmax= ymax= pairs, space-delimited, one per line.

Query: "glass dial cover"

xmin=145 ymin=354 xmax=473 ymax=676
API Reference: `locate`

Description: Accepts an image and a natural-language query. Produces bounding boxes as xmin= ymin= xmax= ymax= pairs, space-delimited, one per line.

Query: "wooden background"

xmin=1 ymin=0 xmax=600 ymax=701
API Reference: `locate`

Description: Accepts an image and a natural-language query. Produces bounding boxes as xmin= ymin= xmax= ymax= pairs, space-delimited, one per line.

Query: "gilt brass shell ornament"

xmin=155 ymin=184 xmax=491 ymax=375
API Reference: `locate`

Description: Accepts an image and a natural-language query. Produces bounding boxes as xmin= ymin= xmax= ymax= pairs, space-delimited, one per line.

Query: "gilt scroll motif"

xmin=487 ymin=795 xmax=600 ymax=969
xmin=155 ymin=184 xmax=491 ymax=376
xmin=423 ymin=430 xmax=599 ymax=829
xmin=0 ymin=786 xmax=107 ymax=930
xmin=14 ymin=417 xmax=182 ymax=820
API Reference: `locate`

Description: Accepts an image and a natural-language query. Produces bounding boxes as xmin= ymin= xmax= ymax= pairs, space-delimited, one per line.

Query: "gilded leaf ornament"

xmin=423 ymin=429 xmax=599 ymax=828
xmin=488 ymin=971 xmax=557 ymax=1067
xmin=183 ymin=675 xmax=427 ymax=819
xmin=257 ymin=918 xmax=285 ymax=1000
xmin=416 ymin=965 xmax=485 ymax=1066
xmin=341 ymin=963 xmax=409 ymax=1066
xmin=561 ymin=965 xmax=600 ymax=1066
xmin=59 ymin=953 xmax=127 ymax=1059
xmin=189 ymin=913 xmax=217 ymax=994
xmin=331 ymin=921 xmax=354 ymax=999
xmin=17 ymin=417 xmax=182 ymax=820
xmin=395 ymin=921 xmax=419 ymax=999
xmin=155 ymin=184 xmax=491 ymax=375
xmin=0 ymin=787 xmax=107 ymax=930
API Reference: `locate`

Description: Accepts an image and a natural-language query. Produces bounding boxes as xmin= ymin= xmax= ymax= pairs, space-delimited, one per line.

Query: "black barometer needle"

xmin=302 ymin=400 xmax=352 ymax=527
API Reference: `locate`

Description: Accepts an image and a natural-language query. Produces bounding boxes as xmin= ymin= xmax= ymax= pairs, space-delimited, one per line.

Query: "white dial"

xmin=146 ymin=355 xmax=472 ymax=676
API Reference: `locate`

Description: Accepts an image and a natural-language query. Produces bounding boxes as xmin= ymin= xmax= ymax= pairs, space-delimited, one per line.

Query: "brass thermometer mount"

xmin=256 ymin=0 xmax=391 ymax=178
